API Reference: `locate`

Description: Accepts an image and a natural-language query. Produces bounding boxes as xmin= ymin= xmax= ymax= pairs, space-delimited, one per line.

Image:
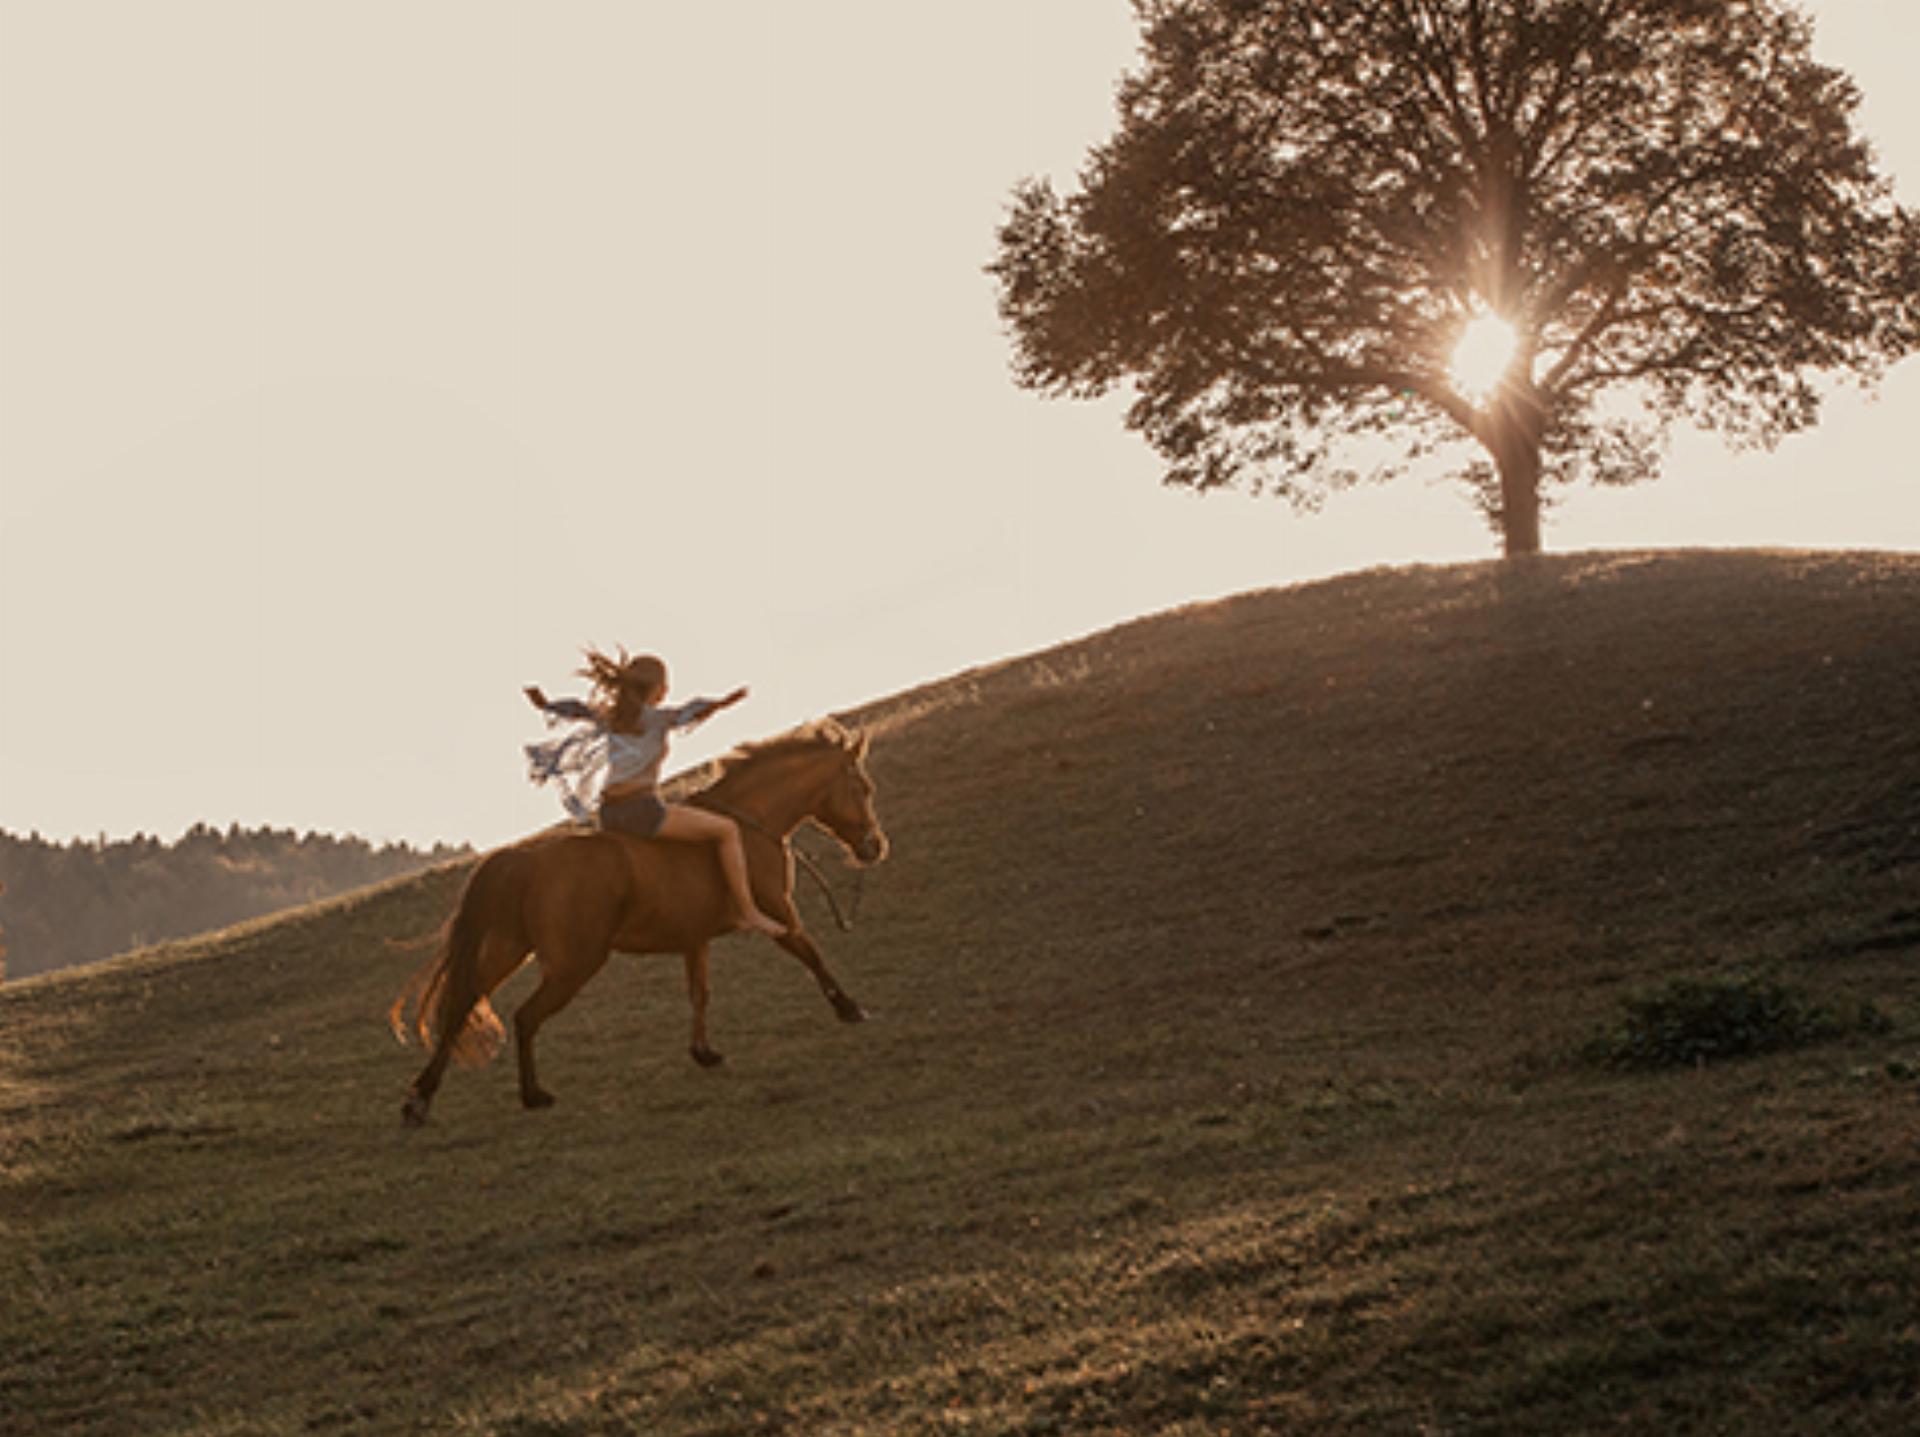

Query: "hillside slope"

xmin=4 ymin=550 xmax=1918 ymax=1435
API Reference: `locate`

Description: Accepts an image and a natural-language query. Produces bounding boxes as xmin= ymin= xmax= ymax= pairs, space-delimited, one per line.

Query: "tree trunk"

xmin=1488 ymin=400 xmax=1544 ymax=558
xmin=1497 ymin=445 xmax=1542 ymax=557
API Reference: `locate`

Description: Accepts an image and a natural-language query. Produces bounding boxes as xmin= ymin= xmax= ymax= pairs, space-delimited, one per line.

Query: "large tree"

xmin=992 ymin=0 xmax=1920 ymax=556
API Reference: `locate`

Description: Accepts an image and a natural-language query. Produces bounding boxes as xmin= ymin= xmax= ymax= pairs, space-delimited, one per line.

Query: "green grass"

xmin=4 ymin=549 xmax=1920 ymax=1434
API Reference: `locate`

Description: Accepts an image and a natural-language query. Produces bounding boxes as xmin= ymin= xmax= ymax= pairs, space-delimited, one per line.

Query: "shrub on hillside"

xmin=1585 ymin=970 xmax=1885 ymax=1070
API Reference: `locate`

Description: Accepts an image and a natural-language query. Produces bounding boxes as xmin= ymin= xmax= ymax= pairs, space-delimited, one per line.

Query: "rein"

xmin=704 ymin=799 xmax=865 ymax=933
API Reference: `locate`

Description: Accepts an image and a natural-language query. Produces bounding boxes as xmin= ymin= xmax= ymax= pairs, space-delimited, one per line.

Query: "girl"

xmin=524 ymin=649 xmax=787 ymax=938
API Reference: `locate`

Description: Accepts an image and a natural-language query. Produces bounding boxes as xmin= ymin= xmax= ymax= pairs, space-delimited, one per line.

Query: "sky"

xmin=2 ymin=0 xmax=1916 ymax=850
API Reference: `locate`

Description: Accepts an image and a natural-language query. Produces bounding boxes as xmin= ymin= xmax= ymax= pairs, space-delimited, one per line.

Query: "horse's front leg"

xmin=683 ymin=944 xmax=725 ymax=1068
xmin=775 ymin=927 xmax=867 ymax=1024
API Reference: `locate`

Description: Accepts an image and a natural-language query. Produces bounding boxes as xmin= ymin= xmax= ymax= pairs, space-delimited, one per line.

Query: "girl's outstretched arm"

xmin=526 ymin=686 xmax=597 ymax=722
xmin=666 ymin=687 xmax=748 ymax=729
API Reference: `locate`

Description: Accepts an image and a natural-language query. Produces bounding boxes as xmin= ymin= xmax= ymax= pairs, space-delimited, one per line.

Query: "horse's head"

xmin=809 ymin=725 xmax=889 ymax=866
xmin=711 ymin=722 xmax=890 ymax=864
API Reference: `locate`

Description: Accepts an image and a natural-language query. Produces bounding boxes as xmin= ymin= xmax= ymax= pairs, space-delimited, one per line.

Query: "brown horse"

xmin=390 ymin=722 xmax=887 ymax=1125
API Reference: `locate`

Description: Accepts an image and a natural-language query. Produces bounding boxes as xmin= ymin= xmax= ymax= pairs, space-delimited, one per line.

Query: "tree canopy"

xmin=992 ymin=0 xmax=1920 ymax=555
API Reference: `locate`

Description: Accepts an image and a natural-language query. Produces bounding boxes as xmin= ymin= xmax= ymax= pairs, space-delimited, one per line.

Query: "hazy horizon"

xmin=4 ymin=0 xmax=1916 ymax=849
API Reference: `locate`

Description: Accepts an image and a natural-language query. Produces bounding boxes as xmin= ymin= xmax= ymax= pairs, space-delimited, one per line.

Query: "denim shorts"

xmin=599 ymin=792 xmax=669 ymax=839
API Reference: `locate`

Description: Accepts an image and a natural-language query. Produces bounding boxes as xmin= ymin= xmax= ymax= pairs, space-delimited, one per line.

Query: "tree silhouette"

xmin=992 ymin=0 xmax=1920 ymax=556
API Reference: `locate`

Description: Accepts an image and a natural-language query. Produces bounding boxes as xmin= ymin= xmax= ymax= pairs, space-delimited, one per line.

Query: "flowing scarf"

xmin=524 ymin=699 xmax=606 ymax=823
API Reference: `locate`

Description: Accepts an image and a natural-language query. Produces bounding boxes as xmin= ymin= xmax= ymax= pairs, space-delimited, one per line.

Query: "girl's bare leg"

xmin=655 ymin=805 xmax=787 ymax=936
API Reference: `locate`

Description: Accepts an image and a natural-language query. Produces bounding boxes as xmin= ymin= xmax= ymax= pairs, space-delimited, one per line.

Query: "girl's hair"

xmin=578 ymin=648 xmax=667 ymax=728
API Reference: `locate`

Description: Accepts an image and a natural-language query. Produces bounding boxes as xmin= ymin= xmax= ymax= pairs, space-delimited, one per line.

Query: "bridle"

xmin=703 ymin=798 xmax=869 ymax=934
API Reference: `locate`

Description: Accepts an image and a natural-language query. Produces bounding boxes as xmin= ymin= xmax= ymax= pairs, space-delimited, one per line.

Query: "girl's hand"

xmin=524 ymin=685 xmax=549 ymax=710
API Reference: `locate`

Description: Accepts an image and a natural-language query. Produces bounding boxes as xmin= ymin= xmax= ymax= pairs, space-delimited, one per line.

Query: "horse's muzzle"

xmin=855 ymin=831 xmax=889 ymax=865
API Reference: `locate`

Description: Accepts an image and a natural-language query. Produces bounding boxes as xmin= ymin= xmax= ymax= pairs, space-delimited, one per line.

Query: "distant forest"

xmin=0 ymin=826 xmax=469 ymax=981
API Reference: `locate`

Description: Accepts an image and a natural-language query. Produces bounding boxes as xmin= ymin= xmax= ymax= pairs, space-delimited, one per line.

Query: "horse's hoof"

xmin=522 ymin=1089 xmax=557 ymax=1110
xmin=691 ymin=1044 xmax=727 ymax=1069
xmin=833 ymin=997 xmax=868 ymax=1025
xmin=400 ymin=1096 xmax=430 ymax=1127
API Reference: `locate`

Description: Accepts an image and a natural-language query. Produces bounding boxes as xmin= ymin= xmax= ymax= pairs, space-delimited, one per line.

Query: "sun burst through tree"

xmin=992 ymin=0 xmax=1920 ymax=557
xmin=1450 ymin=310 xmax=1521 ymax=407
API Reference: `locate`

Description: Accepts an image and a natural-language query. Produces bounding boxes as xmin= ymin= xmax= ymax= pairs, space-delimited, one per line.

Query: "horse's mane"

xmin=685 ymin=719 xmax=860 ymax=800
xmin=715 ymin=720 xmax=857 ymax=775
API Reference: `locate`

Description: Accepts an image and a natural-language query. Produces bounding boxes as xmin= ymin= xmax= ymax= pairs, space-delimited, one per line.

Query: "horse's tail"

xmin=388 ymin=853 xmax=519 ymax=1068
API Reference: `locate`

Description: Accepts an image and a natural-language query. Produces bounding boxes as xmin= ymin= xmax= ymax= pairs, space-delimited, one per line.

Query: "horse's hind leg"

xmin=514 ymin=945 xmax=610 ymax=1110
xmin=405 ymin=1002 xmax=474 ymax=1127
xmin=403 ymin=932 xmax=528 ymax=1125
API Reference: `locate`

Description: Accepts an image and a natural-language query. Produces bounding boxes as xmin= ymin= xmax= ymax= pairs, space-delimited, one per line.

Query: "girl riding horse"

xmin=394 ymin=718 xmax=888 ymax=1122
xmin=525 ymin=649 xmax=787 ymax=938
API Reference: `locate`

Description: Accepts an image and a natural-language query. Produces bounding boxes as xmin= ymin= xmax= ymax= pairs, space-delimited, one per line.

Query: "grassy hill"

xmin=3 ymin=549 xmax=1918 ymax=1435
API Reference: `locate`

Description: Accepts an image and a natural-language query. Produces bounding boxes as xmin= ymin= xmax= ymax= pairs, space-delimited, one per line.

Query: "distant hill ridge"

xmin=6 ymin=549 xmax=1919 ymax=1434
xmin=0 ymin=825 xmax=468 ymax=981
